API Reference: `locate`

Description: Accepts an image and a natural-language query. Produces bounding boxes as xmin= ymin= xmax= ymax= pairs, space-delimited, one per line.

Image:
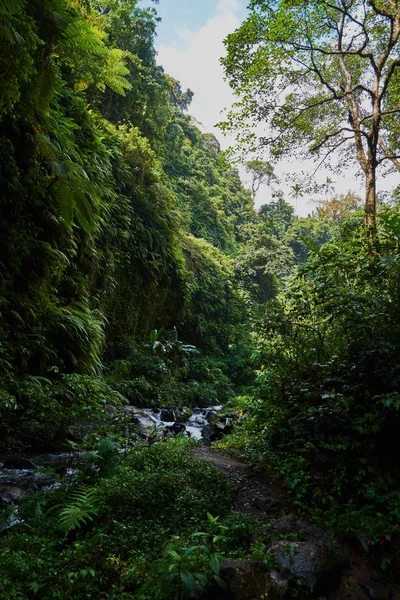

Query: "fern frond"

xmin=99 ymin=48 xmax=133 ymax=96
xmin=58 ymin=487 xmax=99 ymax=534
xmin=0 ymin=16 xmax=24 ymax=44
xmin=63 ymin=19 xmax=107 ymax=57
xmin=0 ymin=0 xmax=23 ymax=14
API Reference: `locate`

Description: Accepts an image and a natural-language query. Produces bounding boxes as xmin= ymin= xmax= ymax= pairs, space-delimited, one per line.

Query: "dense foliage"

xmin=0 ymin=0 xmax=258 ymax=447
xmin=2 ymin=0 xmax=400 ymax=597
xmin=219 ymin=211 xmax=400 ymax=540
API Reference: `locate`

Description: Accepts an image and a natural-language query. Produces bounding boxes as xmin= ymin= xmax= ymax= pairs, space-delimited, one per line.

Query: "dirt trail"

xmin=192 ymin=447 xmax=288 ymax=518
xmin=192 ymin=447 xmax=400 ymax=600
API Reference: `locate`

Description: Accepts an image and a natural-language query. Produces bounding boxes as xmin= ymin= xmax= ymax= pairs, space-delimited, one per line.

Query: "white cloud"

xmin=216 ymin=0 xmax=241 ymax=13
xmin=156 ymin=3 xmax=399 ymax=217
xmin=157 ymin=2 xmax=239 ymax=136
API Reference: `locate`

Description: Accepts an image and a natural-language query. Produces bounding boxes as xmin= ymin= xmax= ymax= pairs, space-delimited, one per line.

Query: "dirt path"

xmin=192 ymin=447 xmax=289 ymax=519
xmin=192 ymin=447 xmax=400 ymax=600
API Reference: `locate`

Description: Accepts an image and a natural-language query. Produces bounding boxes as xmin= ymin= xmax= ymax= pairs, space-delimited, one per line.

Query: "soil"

xmin=192 ymin=447 xmax=400 ymax=600
xmin=192 ymin=447 xmax=289 ymax=518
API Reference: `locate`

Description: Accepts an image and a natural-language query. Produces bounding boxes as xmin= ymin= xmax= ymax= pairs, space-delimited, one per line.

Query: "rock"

xmin=206 ymin=410 xmax=218 ymax=422
xmin=67 ymin=426 xmax=84 ymax=443
xmin=160 ymin=408 xmax=175 ymax=422
xmin=123 ymin=407 xmax=158 ymax=436
xmin=270 ymin=514 xmax=329 ymax=545
xmin=268 ymin=540 xmax=346 ymax=594
xmin=2 ymin=457 xmax=36 ymax=470
xmin=0 ymin=485 xmax=24 ymax=504
xmin=202 ymin=423 xmax=224 ymax=442
xmin=104 ymin=404 xmax=118 ymax=424
xmin=166 ymin=422 xmax=186 ymax=435
xmin=196 ymin=397 xmax=211 ymax=409
xmin=175 ymin=407 xmax=193 ymax=422
xmin=219 ymin=559 xmax=288 ymax=600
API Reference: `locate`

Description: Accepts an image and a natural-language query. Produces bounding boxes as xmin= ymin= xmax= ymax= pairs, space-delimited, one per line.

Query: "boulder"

xmin=166 ymin=422 xmax=186 ymax=435
xmin=160 ymin=408 xmax=176 ymax=422
xmin=267 ymin=540 xmax=346 ymax=594
xmin=0 ymin=485 xmax=24 ymax=504
xmin=175 ymin=406 xmax=193 ymax=422
xmin=219 ymin=559 xmax=288 ymax=600
xmin=206 ymin=410 xmax=218 ymax=422
xmin=2 ymin=457 xmax=36 ymax=470
xmin=202 ymin=423 xmax=225 ymax=442
xmin=267 ymin=515 xmax=349 ymax=594
xmin=123 ymin=406 xmax=158 ymax=436
xmin=270 ymin=514 xmax=330 ymax=545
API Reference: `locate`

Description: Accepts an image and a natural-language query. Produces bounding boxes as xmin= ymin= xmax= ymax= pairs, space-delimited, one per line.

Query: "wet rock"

xmin=123 ymin=407 xmax=158 ymax=436
xmin=0 ymin=485 xmax=24 ymax=504
xmin=2 ymin=457 xmax=36 ymax=470
xmin=166 ymin=422 xmax=186 ymax=435
xmin=206 ymin=410 xmax=218 ymax=422
xmin=268 ymin=539 xmax=346 ymax=594
xmin=160 ymin=408 xmax=176 ymax=422
xmin=219 ymin=559 xmax=288 ymax=600
xmin=175 ymin=407 xmax=193 ymax=422
xmin=202 ymin=423 xmax=224 ymax=442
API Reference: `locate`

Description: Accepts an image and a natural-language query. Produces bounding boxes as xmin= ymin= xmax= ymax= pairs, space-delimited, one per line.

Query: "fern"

xmin=0 ymin=0 xmax=24 ymax=45
xmin=62 ymin=19 xmax=107 ymax=57
xmin=99 ymin=48 xmax=135 ymax=96
xmin=0 ymin=0 xmax=23 ymax=13
xmin=58 ymin=487 xmax=99 ymax=534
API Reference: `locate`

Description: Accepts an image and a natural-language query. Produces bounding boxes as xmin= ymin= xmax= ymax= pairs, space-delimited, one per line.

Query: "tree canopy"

xmin=221 ymin=0 xmax=400 ymax=238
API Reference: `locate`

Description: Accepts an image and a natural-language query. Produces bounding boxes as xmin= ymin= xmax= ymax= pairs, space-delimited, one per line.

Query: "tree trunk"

xmin=364 ymin=166 xmax=379 ymax=251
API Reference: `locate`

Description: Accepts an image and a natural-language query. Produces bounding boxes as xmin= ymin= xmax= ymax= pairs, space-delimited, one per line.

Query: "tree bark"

xmin=364 ymin=165 xmax=380 ymax=252
xmin=364 ymin=167 xmax=376 ymax=232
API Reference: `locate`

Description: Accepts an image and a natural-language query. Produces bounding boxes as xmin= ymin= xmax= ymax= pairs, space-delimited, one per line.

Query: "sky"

xmin=143 ymin=0 xmax=399 ymax=217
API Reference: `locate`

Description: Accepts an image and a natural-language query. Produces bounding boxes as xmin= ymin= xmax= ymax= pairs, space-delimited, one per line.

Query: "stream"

xmin=0 ymin=404 xmax=225 ymax=511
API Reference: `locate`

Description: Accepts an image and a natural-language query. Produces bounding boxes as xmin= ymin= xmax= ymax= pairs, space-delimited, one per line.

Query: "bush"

xmin=0 ymin=438 xmax=232 ymax=599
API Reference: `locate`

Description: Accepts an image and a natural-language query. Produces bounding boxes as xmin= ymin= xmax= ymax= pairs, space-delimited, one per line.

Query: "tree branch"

xmin=378 ymin=136 xmax=400 ymax=170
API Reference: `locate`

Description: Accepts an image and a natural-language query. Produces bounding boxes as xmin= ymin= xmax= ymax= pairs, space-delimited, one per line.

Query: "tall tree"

xmin=221 ymin=0 xmax=400 ymax=241
xmin=289 ymin=183 xmax=303 ymax=208
xmin=322 ymin=176 xmax=335 ymax=199
xmin=245 ymin=158 xmax=275 ymax=199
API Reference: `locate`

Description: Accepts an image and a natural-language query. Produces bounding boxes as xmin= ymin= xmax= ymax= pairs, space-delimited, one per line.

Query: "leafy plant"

xmin=57 ymin=487 xmax=100 ymax=534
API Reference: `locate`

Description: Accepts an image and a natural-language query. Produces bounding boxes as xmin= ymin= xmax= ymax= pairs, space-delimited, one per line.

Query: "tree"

xmin=322 ymin=176 xmax=335 ymax=199
xmin=289 ymin=183 xmax=303 ymax=208
xmin=245 ymin=159 xmax=275 ymax=199
xmin=316 ymin=191 xmax=363 ymax=223
xmin=221 ymin=0 xmax=400 ymax=241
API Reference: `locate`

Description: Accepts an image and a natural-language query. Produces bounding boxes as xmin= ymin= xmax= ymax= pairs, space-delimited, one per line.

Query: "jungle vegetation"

xmin=1 ymin=0 xmax=400 ymax=597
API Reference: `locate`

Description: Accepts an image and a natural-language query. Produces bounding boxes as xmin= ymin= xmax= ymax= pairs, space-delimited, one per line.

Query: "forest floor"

xmin=192 ymin=447 xmax=289 ymax=519
xmin=192 ymin=447 xmax=400 ymax=600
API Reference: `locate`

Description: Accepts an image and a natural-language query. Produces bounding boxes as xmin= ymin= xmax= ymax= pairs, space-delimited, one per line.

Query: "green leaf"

xmin=210 ymin=554 xmax=220 ymax=575
xmin=213 ymin=574 xmax=227 ymax=590
xmin=180 ymin=571 xmax=195 ymax=591
xmin=166 ymin=549 xmax=181 ymax=562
